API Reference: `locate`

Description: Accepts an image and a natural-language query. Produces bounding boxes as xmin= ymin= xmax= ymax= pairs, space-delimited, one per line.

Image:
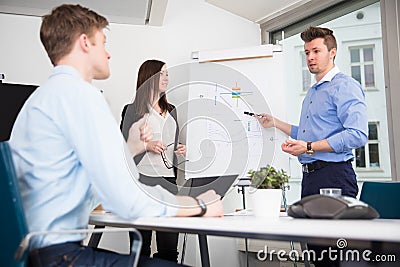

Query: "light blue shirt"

xmin=290 ymin=66 xmax=368 ymax=164
xmin=10 ymin=66 xmax=178 ymax=249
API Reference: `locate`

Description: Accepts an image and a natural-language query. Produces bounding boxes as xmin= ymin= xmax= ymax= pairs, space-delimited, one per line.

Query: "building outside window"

xmin=349 ymin=46 xmax=376 ymax=89
xmin=356 ymin=122 xmax=380 ymax=169
xmin=301 ymin=52 xmax=312 ymax=92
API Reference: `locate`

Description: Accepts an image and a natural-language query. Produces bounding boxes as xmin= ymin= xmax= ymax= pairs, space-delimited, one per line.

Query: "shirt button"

xmin=307 ymin=116 xmax=309 ymax=118
xmin=303 ymin=130 xmax=305 ymax=133
xmin=310 ymin=101 xmax=313 ymax=104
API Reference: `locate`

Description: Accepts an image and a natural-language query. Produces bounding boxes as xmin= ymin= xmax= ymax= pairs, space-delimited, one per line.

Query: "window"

xmin=301 ymin=52 xmax=312 ymax=92
xmin=356 ymin=122 xmax=380 ymax=169
xmin=349 ymin=46 xmax=376 ymax=89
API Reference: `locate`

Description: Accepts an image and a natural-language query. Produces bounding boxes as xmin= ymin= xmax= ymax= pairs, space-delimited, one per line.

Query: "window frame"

xmin=300 ymin=50 xmax=313 ymax=92
xmin=355 ymin=121 xmax=382 ymax=171
xmin=264 ymin=0 xmax=380 ymax=45
xmin=349 ymin=45 xmax=377 ymax=90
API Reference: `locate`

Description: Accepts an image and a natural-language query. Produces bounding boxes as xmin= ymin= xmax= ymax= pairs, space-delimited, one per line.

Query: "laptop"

xmin=177 ymin=174 xmax=239 ymax=198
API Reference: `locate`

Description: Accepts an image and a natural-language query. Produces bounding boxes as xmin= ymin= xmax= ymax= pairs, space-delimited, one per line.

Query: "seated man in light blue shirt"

xmin=256 ymin=26 xmax=368 ymax=198
xmin=10 ymin=4 xmax=223 ymax=267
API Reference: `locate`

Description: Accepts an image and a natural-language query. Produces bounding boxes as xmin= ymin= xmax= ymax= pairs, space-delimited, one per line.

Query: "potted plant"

xmin=248 ymin=165 xmax=290 ymax=218
xmin=248 ymin=165 xmax=289 ymax=189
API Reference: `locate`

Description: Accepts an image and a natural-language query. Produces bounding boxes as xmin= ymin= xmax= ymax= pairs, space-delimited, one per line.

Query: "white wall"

xmin=0 ymin=0 xmax=260 ymax=122
xmin=0 ymin=14 xmax=50 ymax=84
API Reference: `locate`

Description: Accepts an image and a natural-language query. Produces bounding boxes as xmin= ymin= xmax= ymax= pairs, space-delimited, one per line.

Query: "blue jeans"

xmin=28 ymin=241 xmax=183 ymax=267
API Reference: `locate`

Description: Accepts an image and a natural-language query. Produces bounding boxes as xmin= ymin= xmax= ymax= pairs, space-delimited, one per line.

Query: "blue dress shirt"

xmin=10 ymin=66 xmax=178 ymax=249
xmin=290 ymin=66 xmax=368 ymax=164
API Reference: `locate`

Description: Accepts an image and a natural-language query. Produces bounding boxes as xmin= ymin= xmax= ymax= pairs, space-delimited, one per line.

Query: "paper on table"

xmin=91 ymin=210 xmax=111 ymax=214
xmin=224 ymin=209 xmax=254 ymax=216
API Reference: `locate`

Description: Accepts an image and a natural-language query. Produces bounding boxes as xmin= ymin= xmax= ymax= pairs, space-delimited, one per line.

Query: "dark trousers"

xmin=136 ymin=229 xmax=179 ymax=262
xmin=131 ymin=175 xmax=179 ymax=262
xmin=301 ymin=161 xmax=358 ymax=267
xmin=301 ymin=161 xmax=358 ymax=198
xmin=28 ymin=241 xmax=182 ymax=267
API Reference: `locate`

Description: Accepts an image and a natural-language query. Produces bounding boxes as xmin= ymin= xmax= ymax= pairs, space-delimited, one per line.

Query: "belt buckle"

xmin=302 ymin=164 xmax=314 ymax=173
xmin=302 ymin=164 xmax=309 ymax=173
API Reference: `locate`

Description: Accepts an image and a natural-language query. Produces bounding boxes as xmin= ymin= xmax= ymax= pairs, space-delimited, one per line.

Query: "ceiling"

xmin=0 ymin=0 xmax=167 ymax=26
xmin=206 ymin=0 xmax=313 ymax=24
xmin=0 ymin=0 xmax=343 ymax=26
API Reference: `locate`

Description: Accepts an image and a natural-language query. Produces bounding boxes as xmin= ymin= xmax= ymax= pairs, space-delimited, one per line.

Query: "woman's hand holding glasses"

xmin=146 ymin=141 xmax=186 ymax=156
xmin=174 ymin=144 xmax=186 ymax=155
xmin=145 ymin=140 xmax=166 ymax=155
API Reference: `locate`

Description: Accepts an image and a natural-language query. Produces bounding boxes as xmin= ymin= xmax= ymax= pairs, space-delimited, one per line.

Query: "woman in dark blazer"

xmin=121 ymin=59 xmax=186 ymax=262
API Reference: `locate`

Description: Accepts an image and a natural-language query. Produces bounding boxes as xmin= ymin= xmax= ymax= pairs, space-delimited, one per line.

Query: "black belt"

xmin=302 ymin=160 xmax=348 ymax=173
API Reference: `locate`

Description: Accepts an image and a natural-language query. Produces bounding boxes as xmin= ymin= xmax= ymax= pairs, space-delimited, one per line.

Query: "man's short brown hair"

xmin=40 ymin=4 xmax=108 ymax=66
xmin=300 ymin=26 xmax=337 ymax=51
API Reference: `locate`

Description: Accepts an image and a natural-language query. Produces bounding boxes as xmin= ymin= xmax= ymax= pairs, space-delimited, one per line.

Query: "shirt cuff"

xmin=137 ymin=184 xmax=179 ymax=217
xmin=290 ymin=125 xmax=298 ymax=139
xmin=162 ymin=191 xmax=179 ymax=217
xmin=327 ymin=134 xmax=343 ymax=153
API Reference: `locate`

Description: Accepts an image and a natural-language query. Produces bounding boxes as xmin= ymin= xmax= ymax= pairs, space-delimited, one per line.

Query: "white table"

xmin=89 ymin=212 xmax=400 ymax=266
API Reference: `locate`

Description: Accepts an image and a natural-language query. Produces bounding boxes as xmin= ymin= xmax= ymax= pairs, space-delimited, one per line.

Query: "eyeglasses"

xmin=161 ymin=143 xmax=188 ymax=169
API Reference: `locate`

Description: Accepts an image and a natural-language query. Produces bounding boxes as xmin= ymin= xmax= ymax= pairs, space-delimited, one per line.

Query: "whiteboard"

xmin=167 ymin=50 xmax=289 ymax=179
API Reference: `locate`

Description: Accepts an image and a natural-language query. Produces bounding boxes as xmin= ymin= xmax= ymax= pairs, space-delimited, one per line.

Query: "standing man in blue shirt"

xmin=10 ymin=4 xmax=222 ymax=267
xmin=257 ymin=26 xmax=368 ymax=198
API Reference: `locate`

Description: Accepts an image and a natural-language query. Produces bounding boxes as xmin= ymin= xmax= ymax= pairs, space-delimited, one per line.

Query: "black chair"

xmin=360 ymin=181 xmax=400 ymax=219
xmin=0 ymin=141 xmax=142 ymax=267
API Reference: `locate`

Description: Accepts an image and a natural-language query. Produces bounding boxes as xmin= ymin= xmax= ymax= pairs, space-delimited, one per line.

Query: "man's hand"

xmin=256 ymin=113 xmax=275 ymax=128
xmin=196 ymin=190 xmax=223 ymax=217
xmin=127 ymin=117 xmax=153 ymax=156
xmin=256 ymin=113 xmax=292 ymax=136
xmin=282 ymin=139 xmax=333 ymax=156
xmin=281 ymin=139 xmax=307 ymax=156
xmin=175 ymin=190 xmax=223 ymax=217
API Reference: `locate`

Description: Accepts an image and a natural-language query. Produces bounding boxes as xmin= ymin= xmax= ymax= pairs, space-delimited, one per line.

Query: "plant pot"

xmin=250 ymin=188 xmax=282 ymax=218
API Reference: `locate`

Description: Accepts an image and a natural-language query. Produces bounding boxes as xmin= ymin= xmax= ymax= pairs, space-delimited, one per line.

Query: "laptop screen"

xmin=177 ymin=174 xmax=238 ymax=198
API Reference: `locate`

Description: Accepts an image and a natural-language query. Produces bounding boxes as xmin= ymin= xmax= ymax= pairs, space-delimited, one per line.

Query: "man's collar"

xmin=52 ymin=65 xmax=84 ymax=80
xmin=312 ymin=66 xmax=340 ymax=86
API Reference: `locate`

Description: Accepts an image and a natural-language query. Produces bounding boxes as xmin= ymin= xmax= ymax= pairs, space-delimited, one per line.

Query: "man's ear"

xmin=78 ymin=34 xmax=90 ymax=53
xmin=329 ymin=47 xmax=337 ymax=60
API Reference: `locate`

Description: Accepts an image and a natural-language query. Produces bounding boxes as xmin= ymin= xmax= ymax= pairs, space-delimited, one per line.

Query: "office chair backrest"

xmin=0 ymin=141 xmax=28 ymax=267
xmin=360 ymin=181 xmax=400 ymax=219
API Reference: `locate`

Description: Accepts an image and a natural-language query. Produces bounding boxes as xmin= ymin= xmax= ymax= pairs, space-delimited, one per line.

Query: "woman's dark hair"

xmin=131 ymin=59 xmax=171 ymax=116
